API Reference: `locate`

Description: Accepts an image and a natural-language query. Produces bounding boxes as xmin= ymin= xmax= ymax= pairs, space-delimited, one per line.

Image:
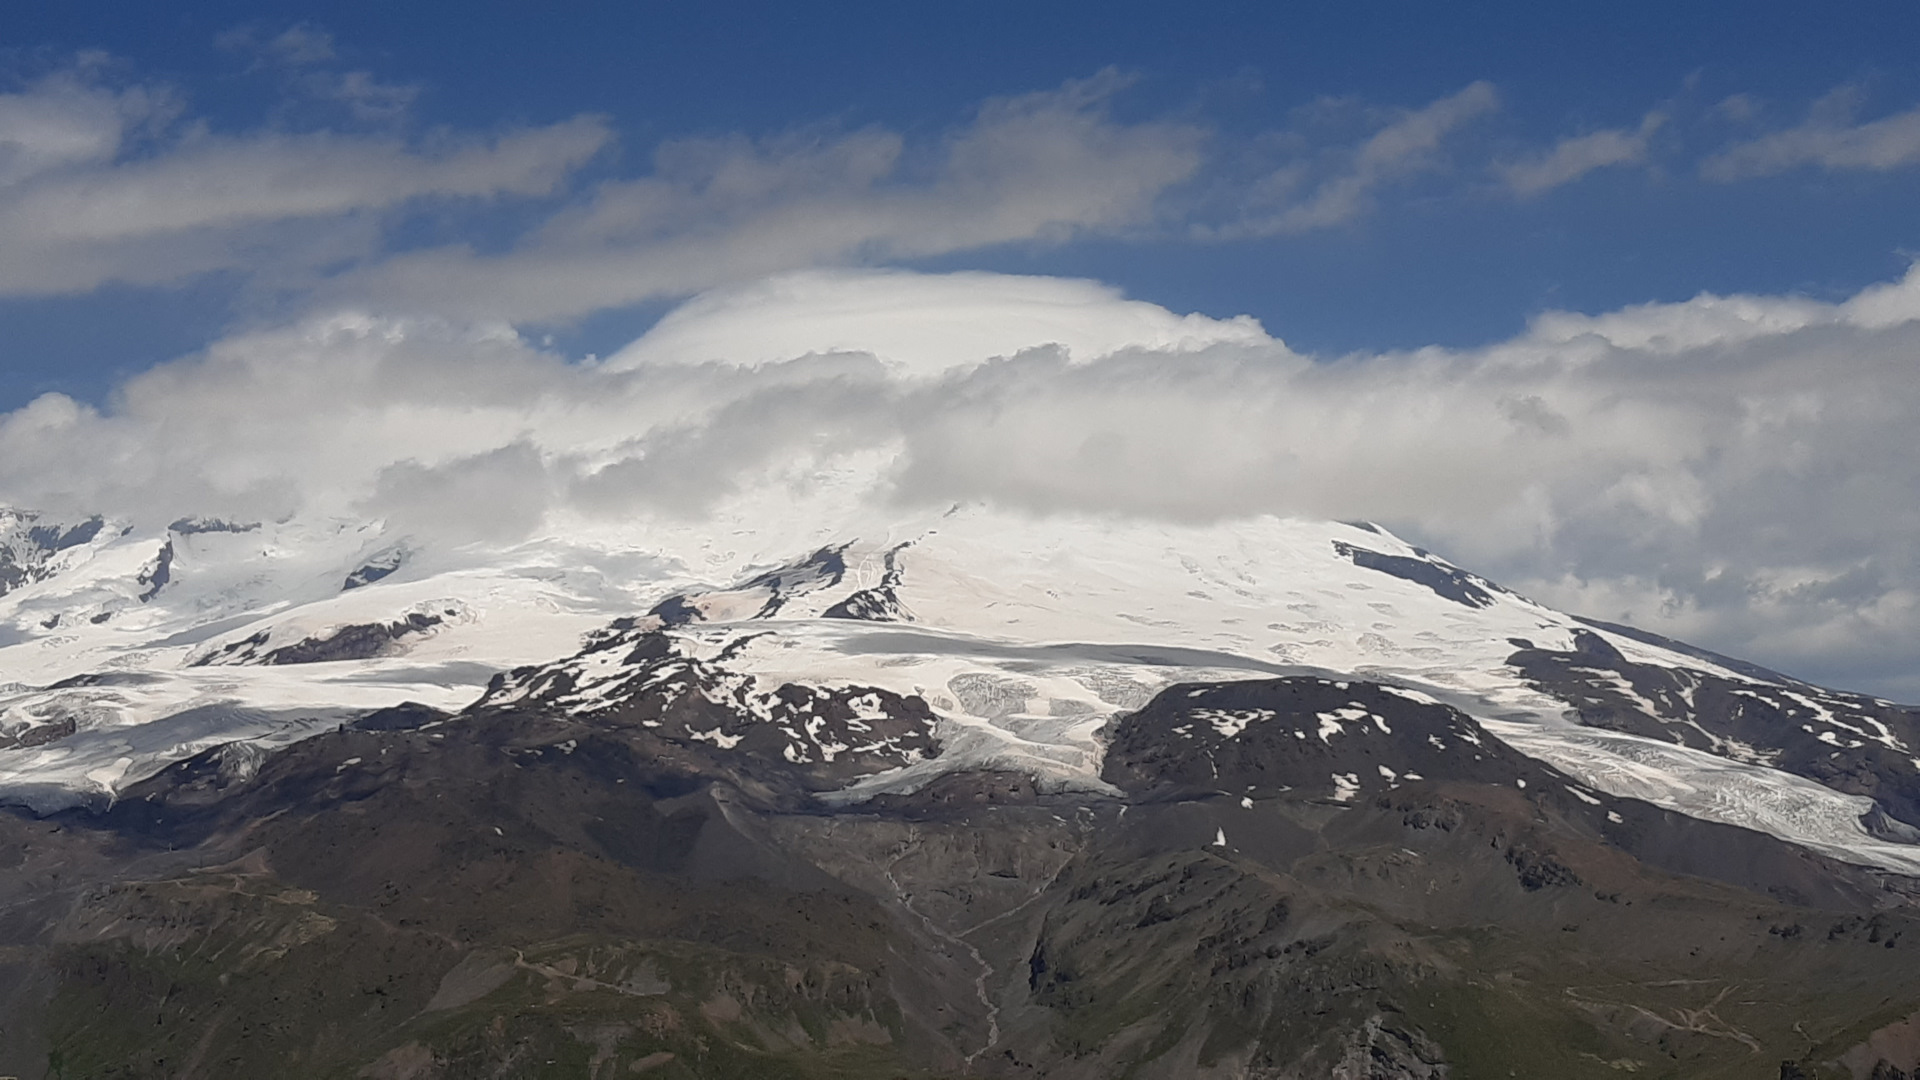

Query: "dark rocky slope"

xmin=1 ymin=672 xmax=1919 ymax=1078
xmin=1510 ymin=629 xmax=1920 ymax=837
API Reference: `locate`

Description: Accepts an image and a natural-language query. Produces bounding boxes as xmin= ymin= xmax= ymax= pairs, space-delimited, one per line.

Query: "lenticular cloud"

xmin=3 ymin=265 xmax=1920 ymax=697
xmin=603 ymin=269 xmax=1270 ymax=375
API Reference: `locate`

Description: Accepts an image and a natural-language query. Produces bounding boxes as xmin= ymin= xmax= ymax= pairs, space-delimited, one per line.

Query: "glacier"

xmin=1 ymin=499 xmax=1918 ymax=876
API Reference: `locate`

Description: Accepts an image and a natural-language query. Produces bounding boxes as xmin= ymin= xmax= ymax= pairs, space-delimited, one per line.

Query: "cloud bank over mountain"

xmin=7 ymin=39 xmax=1920 ymax=700
xmin=3 ymin=265 xmax=1918 ymax=699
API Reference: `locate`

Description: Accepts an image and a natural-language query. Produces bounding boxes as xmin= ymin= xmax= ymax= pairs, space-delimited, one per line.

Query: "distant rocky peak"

xmin=0 ymin=509 xmax=110 ymax=599
xmin=644 ymin=539 xmax=916 ymax=629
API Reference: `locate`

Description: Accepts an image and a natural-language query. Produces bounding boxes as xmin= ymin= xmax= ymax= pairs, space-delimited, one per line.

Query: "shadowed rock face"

xmin=1 ymin=671 xmax=1918 ymax=1079
xmin=1332 ymin=540 xmax=1504 ymax=608
xmin=190 ymin=612 xmax=449 ymax=666
xmin=343 ymin=547 xmax=406 ymax=590
xmin=823 ymin=542 xmax=914 ymax=622
xmin=0 ymin=715 xmax=74 ymax=751
xmin=167 ymin=518 xmax=259 ymax=536
xmin=0 ymin=513 xmax=105 ymax=598
xmin=648 ymin=545 xmax=859 ymax=629
xmin=134 ymin=540 xmax=172 ymax=602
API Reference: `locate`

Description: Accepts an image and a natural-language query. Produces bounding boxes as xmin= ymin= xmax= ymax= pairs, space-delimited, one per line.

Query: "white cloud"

xmin=1501 ymin=112 xmax=1664 ymax=195
xmin=0 ymin=69 xmax=172 ymax=186
xmin=217 ymin=23 xmax=418 ymax=123
xmin=322 ymin=71 xmax=1206 ymax=322
xmin=11 ymin=121 xmax=608 ymax=243
xmin=215 ymin=24 xmax=340 ymax=67
xmin=0 ymin=62 xmax=1214 ymax=317
xmin=263 ymin=25 xmax=339 ymax=66
xmin=312 ymin=70 xmax=419 ymax=123
xmin=8 ymin=54 xmax=1909 ymax=347
xmin=7 ymin=53 xmax=1920 ymax=699
xmin=1219 ymin=81 xmax=1499 ymax=236
xmin=365 ymin=441 xmax=554 ymax=543
xmin=0 ymin=67 xmax=609 ymax=295
xmin=1703 ymin=88 xmax=1920 ymax=179
xmin=6 ymin=266 xmax=1920 ymax=698
xmin=605 ymin=268 xmax=1268 ymax=375
xmin=0 ymin=66 xmax=1537 ymax=322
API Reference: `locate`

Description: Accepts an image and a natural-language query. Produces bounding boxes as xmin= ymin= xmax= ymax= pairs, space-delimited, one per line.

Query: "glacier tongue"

xmin=0 ymin=501 xmax=1916 ymax=875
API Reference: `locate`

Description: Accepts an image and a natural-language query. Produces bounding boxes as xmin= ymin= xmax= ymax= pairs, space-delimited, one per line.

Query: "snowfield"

xmin=2 ymin=500 xmax=1918 ymax=875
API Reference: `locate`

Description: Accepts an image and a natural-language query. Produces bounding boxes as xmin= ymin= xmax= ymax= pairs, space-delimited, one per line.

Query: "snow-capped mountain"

xmin=8 ymin=498 xmax=1920 ymax=1079
xmin=3 ymin=500 xmax=1916 ymax=878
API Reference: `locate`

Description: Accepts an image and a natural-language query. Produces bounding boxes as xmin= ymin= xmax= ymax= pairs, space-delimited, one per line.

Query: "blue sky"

xmin=6 ymin=1 xmax=1920 ymax=405
xmin=5 ymin=2 xmax=1920 ymax=696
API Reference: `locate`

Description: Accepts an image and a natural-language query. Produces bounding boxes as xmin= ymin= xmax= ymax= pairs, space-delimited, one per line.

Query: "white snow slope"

xmin=2 ymin=500 xmax=1917 ymax=876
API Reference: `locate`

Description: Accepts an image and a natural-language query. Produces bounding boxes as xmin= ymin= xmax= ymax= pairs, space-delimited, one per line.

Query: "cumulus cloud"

xmin=0 ymin=66 xmax=609 ymax=295
xmin=365 ymin=441 xmax=554 ymax=543
xmin=1704 ymin=88 xmax=1920 ymax=179
xmin=5 ymin=266 xmax=1920 ymax=698
xmin=1501 ymin=112 xmax=1664 ymax=195
xmin=323 ymin=71 xmax=1206 ymax=322
xmin=880 ymin=276 xmax=1920 ymax=700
